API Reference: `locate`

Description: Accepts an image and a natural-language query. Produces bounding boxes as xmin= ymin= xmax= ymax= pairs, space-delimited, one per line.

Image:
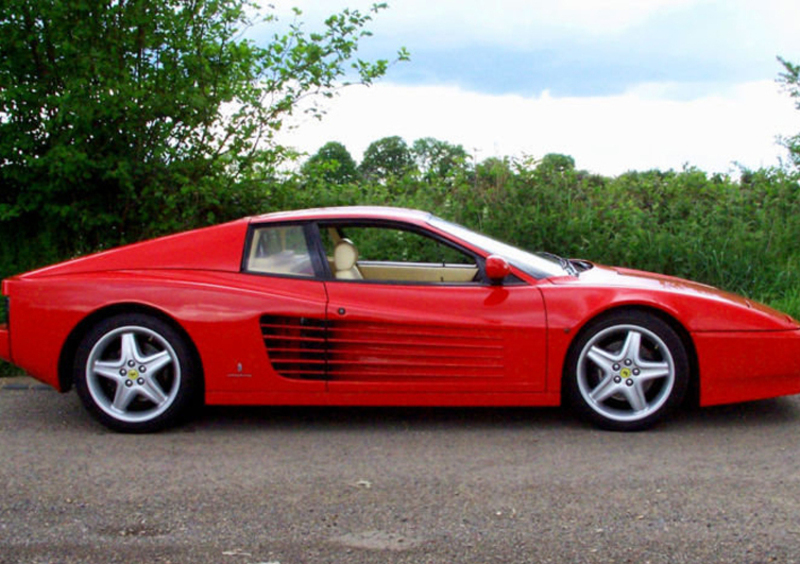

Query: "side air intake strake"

xmin=326 ymin=320 xmax=504 ymax=381
xmin=261 ymin=315 xmax=505 ymax=381
xmin=260 ymin=316 xmax=327 ymax=379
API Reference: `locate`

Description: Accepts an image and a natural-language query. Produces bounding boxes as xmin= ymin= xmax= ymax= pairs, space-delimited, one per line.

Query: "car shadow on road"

xmin=191 ymin=404 xmax=571 ymax=433
xmin=188 ymin=395 xmax=800 ymax=434
xmin=10 ymin=387 xmax=798 ymax=434
xmin=671 ymin=396 xmax=800 ymax=430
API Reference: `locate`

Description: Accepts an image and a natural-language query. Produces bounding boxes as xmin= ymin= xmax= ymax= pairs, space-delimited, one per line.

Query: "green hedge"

xmin=274 ymin=160 xmax=800 ymax=318
xmin=2 ymin=159 xmax=799 ymax=321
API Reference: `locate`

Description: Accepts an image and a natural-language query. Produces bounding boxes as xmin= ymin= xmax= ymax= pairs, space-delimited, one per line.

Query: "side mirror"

xmin=485 ymin=255 xmax=511 ymax=283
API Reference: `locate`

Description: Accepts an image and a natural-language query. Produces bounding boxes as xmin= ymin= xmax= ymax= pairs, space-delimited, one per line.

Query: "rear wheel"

xmin=74 ymin=314 xmax=198 ymax=432
xmin=564 ymin=311 xmax=689 ymax=431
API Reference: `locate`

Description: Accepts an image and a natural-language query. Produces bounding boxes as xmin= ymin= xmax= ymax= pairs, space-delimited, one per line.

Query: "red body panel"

xmin=2 ymin=206 xmax=800 ymax=413
xmin=548 ymin=265 xmax=797 ymax=332
xmin=5 ymin=271 xmax=328 ymax=394
xmin=21 ymin=219 xmax=249 ymax=279
xmin=324 ymin=281 xmax=547 ymax=393
xmin=538 ymin=276 xmax=800 ymax=406
xmin=694 ymin=330 xmax=800 ymax=405
xmin=205 ymin=390 xmax=562 ymax=407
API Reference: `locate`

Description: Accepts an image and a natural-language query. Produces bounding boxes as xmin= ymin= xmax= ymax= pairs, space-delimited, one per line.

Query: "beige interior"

xmin=326 ymin=227 xmax=478 ymax=283
xmin=326 ymin=258 xmax=478 ymax=283
xmin=357 ymin=262 xmax=478 ymax=283
xmin=247 ymin=225 xmax=478 ymax=282
xmin=248 ymin=251 xmax=313 ymax=276
xmin=333 ymin=239 xmax=363 ymax=280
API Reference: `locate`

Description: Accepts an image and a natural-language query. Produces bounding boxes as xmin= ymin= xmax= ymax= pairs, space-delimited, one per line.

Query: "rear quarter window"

xmin=245 ymin=225 xmax=314 ymax=277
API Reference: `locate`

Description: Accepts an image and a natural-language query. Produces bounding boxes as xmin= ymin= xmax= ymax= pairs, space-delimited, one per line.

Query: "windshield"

xmin=428 ymin=217 xmax=570 ymax=279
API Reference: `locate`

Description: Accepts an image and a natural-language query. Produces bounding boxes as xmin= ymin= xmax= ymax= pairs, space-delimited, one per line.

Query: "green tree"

xmin=359 ymin=135 xmax=416 ymax=181
xmin=412 ymin=137 xmax=469 ymax=183
xmin=537 ymin=153 xmax=576 ymax=173
xmin=301 ymin=141 xmax=358 ymax=185
xmin=778 ymin=56 xmax=800 ymax=168
xmin=0 ymin=0 xmax=405 ymax=260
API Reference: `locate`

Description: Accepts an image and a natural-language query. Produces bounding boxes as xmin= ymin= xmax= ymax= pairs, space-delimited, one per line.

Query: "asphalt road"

xmin=2 ymin=379 xmax=800 ymax=564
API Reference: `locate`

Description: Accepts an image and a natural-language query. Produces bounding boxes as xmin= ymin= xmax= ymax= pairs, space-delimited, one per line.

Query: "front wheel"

xmin=74 ymin=314 xmax=199 ymax=432
xmin=564 ymin=311 xmax=689 ymax=431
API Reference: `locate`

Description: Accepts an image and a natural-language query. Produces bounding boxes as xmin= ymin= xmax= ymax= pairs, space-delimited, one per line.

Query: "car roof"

xmin=248 ymin=206 xmax=433 ymax=224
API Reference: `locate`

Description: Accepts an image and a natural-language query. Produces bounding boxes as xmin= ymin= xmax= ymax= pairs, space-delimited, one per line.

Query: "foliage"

xmin=301 ymin=141 xmax=359 ymax=185
xmin=778 ymin=56 xmax=800 ymax=169
xmin=0 ymin=0 xmax=402 ymax=272
xmin=412 ymin=137 xmax=469 ymax=183
xmin=359 ymin=135 xmax=416 ymax=182
xmin=285 ymin=138 xmax=800 ymax=319
xmin=2 ymin=19 xmax=800 ymax=332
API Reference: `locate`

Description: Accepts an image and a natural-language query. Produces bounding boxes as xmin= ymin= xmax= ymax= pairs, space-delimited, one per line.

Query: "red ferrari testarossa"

xmin=2 ymin=206 xmax=799 ymax=432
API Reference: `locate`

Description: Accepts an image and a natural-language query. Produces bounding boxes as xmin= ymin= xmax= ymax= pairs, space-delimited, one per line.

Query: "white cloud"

xmin=265 ymin=0 xmax=800 ymax=174
xmin=267 ymin=0 xmax=798 ymax=50
xmin=275 ymin=0 xmax=700 ymax=34
xmin=277 ymin=80 xmax=800 ymax=176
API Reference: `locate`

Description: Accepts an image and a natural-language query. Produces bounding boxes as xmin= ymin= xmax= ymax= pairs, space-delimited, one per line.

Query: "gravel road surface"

xmin=2 ymin=378 xmax=800 ymax=563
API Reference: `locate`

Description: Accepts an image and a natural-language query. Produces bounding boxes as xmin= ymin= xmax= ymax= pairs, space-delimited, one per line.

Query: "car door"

xmin=319 ymin=222 xmax=547 ymax=394
xmin=218 ymin=221 xmax=329 ymax=394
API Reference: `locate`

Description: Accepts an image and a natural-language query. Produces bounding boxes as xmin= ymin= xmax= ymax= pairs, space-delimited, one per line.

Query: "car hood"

xmin=548 ymin=263 xmax=799 ymax=331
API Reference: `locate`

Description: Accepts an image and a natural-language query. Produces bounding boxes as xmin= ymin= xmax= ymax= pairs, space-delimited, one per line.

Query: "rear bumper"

xmin=0 ymin=324 xmax=10 ymax=363
xmin=696 ymin=329 xmax=800 ymax=406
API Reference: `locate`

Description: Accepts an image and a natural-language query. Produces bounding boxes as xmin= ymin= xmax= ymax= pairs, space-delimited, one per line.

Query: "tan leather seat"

xmin=334 ymin=238 xmax=362 ymax=280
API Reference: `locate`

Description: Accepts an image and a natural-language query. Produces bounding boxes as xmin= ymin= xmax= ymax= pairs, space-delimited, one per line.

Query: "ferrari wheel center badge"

xmin=620 ymin=368 xmax=632 ymax=379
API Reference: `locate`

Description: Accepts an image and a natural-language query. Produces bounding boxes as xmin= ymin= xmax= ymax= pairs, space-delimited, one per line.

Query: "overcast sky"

xmin=257 ymin=0 xmax=800 ymax=176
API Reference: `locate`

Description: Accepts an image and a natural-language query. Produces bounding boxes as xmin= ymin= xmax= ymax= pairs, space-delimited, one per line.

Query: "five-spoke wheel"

xmin=564 ymin=311 xmax=689 ymax=431
xmin=74 ymin=314 xmax=197 ymax=432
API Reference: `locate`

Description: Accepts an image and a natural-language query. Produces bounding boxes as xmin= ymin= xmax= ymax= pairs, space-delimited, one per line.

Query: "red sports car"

xmin=2 ymin=206 xmax=799 ymax=432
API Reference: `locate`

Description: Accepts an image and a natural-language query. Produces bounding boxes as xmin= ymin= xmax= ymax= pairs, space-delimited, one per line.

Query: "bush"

xmin=2 ymin=149 xmax=799 ymax=322
xmin=284 ymin=152 xmax=800 ymax=318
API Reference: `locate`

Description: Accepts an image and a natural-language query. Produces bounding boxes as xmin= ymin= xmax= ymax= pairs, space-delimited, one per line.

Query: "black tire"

xmin=73 ymin=313 xmax=199 ymax=432
xmin=563 ymin=310 xmax=689 ymax=431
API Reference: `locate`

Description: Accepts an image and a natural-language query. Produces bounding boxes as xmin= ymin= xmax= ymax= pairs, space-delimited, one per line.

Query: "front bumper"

xmin=695 ymin=329 xmax=800 ymax=406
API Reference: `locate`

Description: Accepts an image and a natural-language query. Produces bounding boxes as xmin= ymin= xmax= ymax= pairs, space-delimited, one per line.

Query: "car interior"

xmin=323 ymin=225 xmax=479 ymax=283
xmin=246 ymin=222 xmax=481 ymax=284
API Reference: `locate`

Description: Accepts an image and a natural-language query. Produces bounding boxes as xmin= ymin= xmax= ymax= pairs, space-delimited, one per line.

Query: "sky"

xmin=256 ymin=0 xmax=800 ymax=176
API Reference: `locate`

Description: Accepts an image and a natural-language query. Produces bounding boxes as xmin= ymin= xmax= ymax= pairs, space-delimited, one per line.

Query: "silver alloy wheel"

xmin=85 ymin=325 xmax=181 ymax=424
xmin=576 ymin=324 xmax=675 ymax=423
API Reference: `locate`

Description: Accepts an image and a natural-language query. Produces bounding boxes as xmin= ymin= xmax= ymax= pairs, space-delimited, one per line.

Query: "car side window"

xmin=320 ymin=224 xmax=480 ymax=284
xmin=245 ymin=225 xmax=315 ymax=277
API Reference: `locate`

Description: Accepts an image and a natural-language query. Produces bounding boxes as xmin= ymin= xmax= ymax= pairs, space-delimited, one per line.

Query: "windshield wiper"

xmin=538 ymin=252 xmax=579 ymax=276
